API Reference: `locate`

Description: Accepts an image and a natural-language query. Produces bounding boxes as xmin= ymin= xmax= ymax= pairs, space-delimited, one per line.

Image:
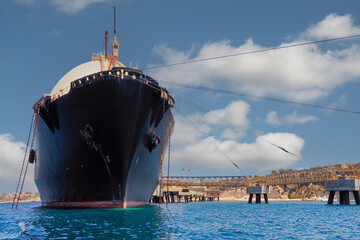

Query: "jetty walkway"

xmin=160 ymin=168 xmax=360 ymax=187
xmin=153 ymin=164 xmax=360 ymax=205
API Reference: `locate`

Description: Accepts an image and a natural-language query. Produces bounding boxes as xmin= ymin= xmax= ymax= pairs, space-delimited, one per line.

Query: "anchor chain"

xmin=80 ymin=124 xmax=115 ymax=199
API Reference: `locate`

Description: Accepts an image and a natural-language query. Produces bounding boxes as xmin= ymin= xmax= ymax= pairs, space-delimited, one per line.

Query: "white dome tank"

xmin=50 ymin=61 xmax=103 ymax=97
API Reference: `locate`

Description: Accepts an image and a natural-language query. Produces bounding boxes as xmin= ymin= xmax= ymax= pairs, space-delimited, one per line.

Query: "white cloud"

xmin=171 ymin=132 xmax=305 ymax=172
xmin=203 ymin=100 xmax=250 ymax=140
xmin=284 ymin=111 xmax=319 ymax=125
xmin=266 ymin=110 xmax=318 ymax=126
xmin=50 ymin=0 xmax=110 ymax=14
xmin=265 ymin=111 xmax=281 ymax=126
xmin=0 ymin=134 xmax=36 ymax=193
xmin=171 ymin=101 xmax=305 ymax=173
xmin=325 ymin=94 xmax=348 ymax=114
xmin=171 ymin=113 xmax=212 ymax=149
xmin=302 ymin=14 xmax=360 ymax=40
xmin=150 ymin=14 xmax=360 ymax=103
xmin=173 ymin=100 xmax=250 ymax=148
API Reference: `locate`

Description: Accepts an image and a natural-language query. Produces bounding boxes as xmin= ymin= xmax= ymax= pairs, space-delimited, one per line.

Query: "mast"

xmin=108 ymin=6 xmax=120 ymax=69
xmin=114 ymin=7 xmax=116 ymax=36
xmin=94 ymin=7 xmax=124 ymax=70
xmin=105 ymin=31 xmax=108 ymax=59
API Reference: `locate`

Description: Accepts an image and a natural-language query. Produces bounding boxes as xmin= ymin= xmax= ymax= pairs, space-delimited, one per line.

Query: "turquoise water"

xmin=1 ymin=201 xmax=359 ymax=239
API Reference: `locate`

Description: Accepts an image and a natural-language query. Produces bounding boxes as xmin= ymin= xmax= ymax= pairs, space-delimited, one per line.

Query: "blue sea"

xmin=1 ymin=201 xmax=359 ymax=239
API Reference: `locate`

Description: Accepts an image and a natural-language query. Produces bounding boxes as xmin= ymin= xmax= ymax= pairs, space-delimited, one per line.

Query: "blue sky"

xmin=1 ymin=0 xmax=360 ymax=192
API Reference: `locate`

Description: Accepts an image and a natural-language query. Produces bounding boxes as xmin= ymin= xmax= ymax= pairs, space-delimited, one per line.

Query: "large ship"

xmin=31 ymin=17 xmax=174 ymax=208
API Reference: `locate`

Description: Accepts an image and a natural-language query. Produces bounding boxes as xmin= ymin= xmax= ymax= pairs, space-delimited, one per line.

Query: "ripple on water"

xmin=1 ymin=201 xmax=360 ymax=239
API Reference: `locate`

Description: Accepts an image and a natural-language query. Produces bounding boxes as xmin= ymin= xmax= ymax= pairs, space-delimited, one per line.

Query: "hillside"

xmin=0 ymin=193 xmax=40 ymax=203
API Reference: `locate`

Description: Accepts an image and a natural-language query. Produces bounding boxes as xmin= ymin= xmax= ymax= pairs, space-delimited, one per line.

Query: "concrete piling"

xmin=248 ymin=194 xmax=253 ymax=204
xmin=325 ymin=179 xmax=360 ymax=205
xmin=340 ymin=191 xmax=350 ymax=205
xmin=247 ymin=186 xmax=270 ymax=204
xmin=255 ymin=194 xmax=261 ymax=203
xmin=353 ymin=191 xmax=360 ymax=205
xmin=327 ymin=191 xmax=335 ymax=205
xmin=152 ymin=187 xmax=221 ymax=204
xmin=264 ymin=194 xmax=269 ymax=204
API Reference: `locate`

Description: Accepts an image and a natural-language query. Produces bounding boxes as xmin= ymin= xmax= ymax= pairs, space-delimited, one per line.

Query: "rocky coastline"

xmin=218 ymin=183 xmax=329 ymax=202
xmin=0 ymin=192 xmax=40 ymax=203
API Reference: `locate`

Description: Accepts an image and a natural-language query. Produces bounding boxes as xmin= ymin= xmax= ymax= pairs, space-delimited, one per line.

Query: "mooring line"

xmin=173 ymin=106 xmax=247 ymax=176
xmin=16 ymin=113 xmax=38 ymax=209
xmin=171 ymin=91 xmax=330 ymax=176
xmin=12 ymin=113 xmax=35 ymax=209
xmin=136 ymin=74 xmax=328 ymax=179
xmin=157 ymin=80 xmax=360 ymax=115
xmin=141 ymin=34 xmax=360 ymax=71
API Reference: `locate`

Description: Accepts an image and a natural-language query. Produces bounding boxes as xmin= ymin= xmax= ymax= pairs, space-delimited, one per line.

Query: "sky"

xmin=0 ymin=0 xmax=360 ymax=193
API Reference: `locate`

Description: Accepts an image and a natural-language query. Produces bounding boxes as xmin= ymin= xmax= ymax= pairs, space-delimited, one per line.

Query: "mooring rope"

xmin=11 ymin=113 xmax=35 ymax=209
xmin=133 ymin=78 xmax=167 ymax=205
xmin=170 ymin=90 xmax=338 ymax=178
xmin=159 ymin=99 xmax=166 ymax=206
xmin=173 ymin=106 xmax=248 ymax=176
xmin=141 ymin=34 xmax=360 ymax=71
xmin=157 ymin=80 xmax=360 ymax=116
xmin=15 ymin=113 xmax=38 ymax=209
xmin=166 ymin=122 xmax=171 ymax=208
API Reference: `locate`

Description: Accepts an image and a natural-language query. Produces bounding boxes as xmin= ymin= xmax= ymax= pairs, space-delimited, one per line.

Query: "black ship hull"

xmin=33 ymin=68 xmax=174 ymax=208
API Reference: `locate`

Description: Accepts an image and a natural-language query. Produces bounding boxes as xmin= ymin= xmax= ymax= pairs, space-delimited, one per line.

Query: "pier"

xmin=246 ymin=186 xmax=269 ymax=204
xmin=325 ymin=179 xmax=360 ymax=205
xmin=151 ymin=186 xmax=220 ymax=204
xmin=154 ymin=165 xmax=360 ymax=205
xmin=160 ymin=167 xmax=360 ymax=188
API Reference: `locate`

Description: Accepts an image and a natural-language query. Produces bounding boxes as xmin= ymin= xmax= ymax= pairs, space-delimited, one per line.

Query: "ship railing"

xmin=51 ymin=87 xmax=70 ymax=101
xmin=50 ymin=68 xmax=174 ymax=105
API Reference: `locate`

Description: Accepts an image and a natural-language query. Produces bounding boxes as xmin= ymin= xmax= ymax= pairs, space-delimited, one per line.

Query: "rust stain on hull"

xmin=42 ymin=201 xmax=148 ymax=208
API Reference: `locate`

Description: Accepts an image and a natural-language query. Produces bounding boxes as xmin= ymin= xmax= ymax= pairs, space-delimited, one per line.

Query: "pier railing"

xmin=160 ymin=170 xmax=360 ymax=187
xmin=161 ymin=176 xmax=248 ymax=187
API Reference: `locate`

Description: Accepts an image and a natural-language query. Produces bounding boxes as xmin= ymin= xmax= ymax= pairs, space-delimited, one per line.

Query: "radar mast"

xmin=109 ymin=7 xmax=121 ymax=69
